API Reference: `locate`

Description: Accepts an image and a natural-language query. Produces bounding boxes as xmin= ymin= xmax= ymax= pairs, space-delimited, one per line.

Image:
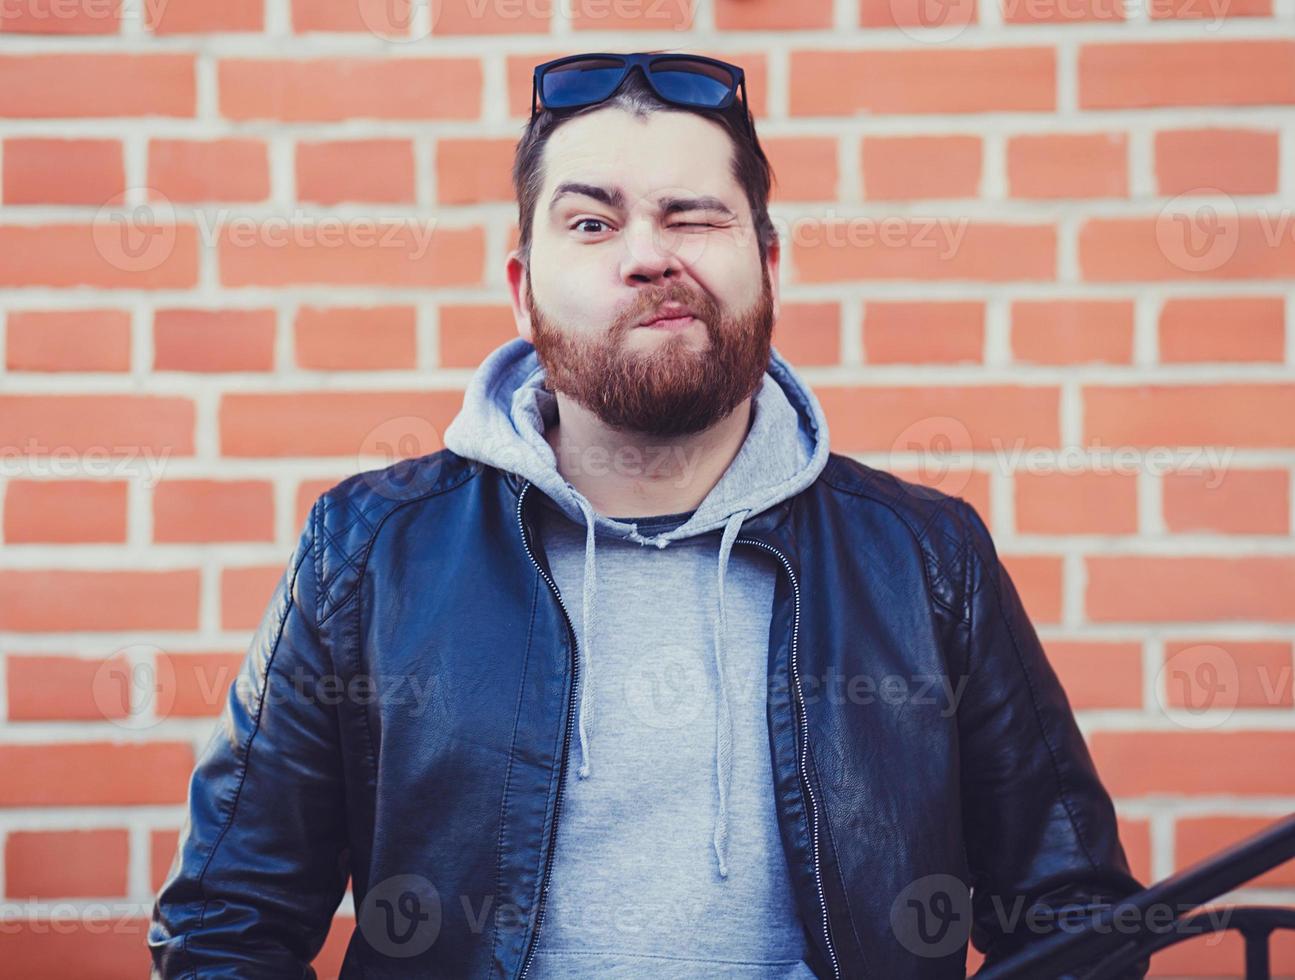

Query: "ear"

xmin=506 ymin=248 xmax=533 ymax=343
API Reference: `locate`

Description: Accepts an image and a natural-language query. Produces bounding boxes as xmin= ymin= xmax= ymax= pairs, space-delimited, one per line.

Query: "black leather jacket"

xmin=148 ymin=449 xmax=1147 ymax=979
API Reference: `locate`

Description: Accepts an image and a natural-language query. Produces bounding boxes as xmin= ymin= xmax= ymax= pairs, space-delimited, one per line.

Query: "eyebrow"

xmin=548 ymin=182 xmax=736 ymax=220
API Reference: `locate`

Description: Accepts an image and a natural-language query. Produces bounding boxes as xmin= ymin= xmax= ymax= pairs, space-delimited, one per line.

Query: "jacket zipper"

xmin=515 ymin=482 xmax=579 ymax=980
xmin=736 ymin=538 xmax=841 ymax=980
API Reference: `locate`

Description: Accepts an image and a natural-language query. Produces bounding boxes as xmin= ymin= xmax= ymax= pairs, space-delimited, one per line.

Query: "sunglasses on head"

xmin=530 ymin=52 xmax=753 ymax=137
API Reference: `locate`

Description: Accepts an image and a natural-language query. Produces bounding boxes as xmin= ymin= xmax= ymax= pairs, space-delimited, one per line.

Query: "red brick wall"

xmin=1 ymin=0 xmax=1293 ymax=976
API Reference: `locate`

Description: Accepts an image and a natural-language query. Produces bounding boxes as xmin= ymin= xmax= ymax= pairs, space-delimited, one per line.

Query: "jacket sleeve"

xmin=953 ymin=499 xmax=1149 ymax=978
xmin=149 ymin=498 xmax=352 ymax=978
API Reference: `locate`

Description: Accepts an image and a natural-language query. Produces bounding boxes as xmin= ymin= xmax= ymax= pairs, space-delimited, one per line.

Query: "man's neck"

xmin=543 ymin=393 xmax=755 ymax=518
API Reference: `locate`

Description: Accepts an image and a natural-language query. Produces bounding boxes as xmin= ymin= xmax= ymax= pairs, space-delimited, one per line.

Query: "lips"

xmin=639 ymin=304 xmax=698 ymax=327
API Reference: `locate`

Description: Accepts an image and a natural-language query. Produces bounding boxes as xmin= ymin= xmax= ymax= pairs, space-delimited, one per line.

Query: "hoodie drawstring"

xmin=573 ymin=495 xmax=598 ymax=780
xmin=569 ymin=494 xmax=753 ymax=882
xmin=711 ymin=508 xmax=751 ymax=879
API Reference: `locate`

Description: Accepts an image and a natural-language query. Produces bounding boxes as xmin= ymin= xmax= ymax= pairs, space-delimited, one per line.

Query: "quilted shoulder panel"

xmin=310 ymin=449 xmax=482 ymax=623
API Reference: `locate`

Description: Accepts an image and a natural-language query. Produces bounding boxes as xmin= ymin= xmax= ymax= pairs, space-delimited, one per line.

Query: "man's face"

xmin=508 ymin=106 xmax=780 ymax=438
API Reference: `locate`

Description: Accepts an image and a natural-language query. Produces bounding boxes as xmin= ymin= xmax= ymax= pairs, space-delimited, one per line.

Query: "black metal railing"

xmin=971 ymin=812 xmax=1295 ymax=980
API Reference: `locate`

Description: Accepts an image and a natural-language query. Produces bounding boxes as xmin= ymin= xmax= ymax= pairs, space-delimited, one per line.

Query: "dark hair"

xmin=511 ymin=63 xmax=779 ymax=273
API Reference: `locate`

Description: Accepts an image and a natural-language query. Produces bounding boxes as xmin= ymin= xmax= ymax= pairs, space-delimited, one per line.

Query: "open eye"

xmin=572 ymin=218 xmax=612 ymax=234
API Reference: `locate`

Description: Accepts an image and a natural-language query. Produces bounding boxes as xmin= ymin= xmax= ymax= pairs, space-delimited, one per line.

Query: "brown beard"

xmin=526 ymin=268 xmax=774 ymax=437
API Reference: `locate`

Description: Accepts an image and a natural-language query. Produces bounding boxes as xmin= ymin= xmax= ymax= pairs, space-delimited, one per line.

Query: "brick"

xmin=1149 ymin=0 xmax=1271 ymax=18
xmin=219 ymin=390 xmax=462 ymax=457
xmin=153 ymin=480 xmax=275 ymax=543
xmin=1006 ymin=133 xmax=1127 ymax=199
xmin=147 ymin=0 xmax=263 ymax=33
xmin=221 ymin=564 xmax=283 ymax=630
xmin=862 ymin=0 xmax=977 ymax=26
xmin=150 ymin=828 xmax=181 ymax=892
xmin=153 ymin=308 xmax=276 ymax=372
xmin=863 ymin=301 xmax=983 ymax=364
xmin=0 ymin=742 xmax=194 ymax=805
xmin=862 ymin=136 xmax=981 ymax=200
xmin=0 ymin=54 xmax=194 ymax=117
xmin=148 ymin=138 xmax=269 ymax=203
xmin=1015 ymin=472 xmax=1139 ymax=535
xmin=1158 ymin=296 xmax=1284 ymax=363
xmin=6 ymin=653 xmax=131 ymax=721
xmin=0 ymin=394 xmax=194 ymax=455
xmin=0 ymin=224 xmax=199 ymax=289
xmin=717 ymin=0 xmax=833 ymax=28
xmin=1090 ymin=731 xmax=1295 ymax=795
xmin=291 ymin=0 xmax=407 ymax=32
xmin=773 ymin=302 xmax=840 ymax=367
xmin=295 ymin=305 xmax=418 ymax=370
xmin=159 ymin=651 xmax=245 ymax=718
xmin=793 ymin=221 xmax=1055 ymax=282
xmin=1048 ymin=641 xmax=1143 ymax=709
xmin=1176 ymin=816 xmax=1295 ymax=888
xmin=1163 ymin=640 xmax=1294 ymax=710
xmin=790 ymin=48 xmax=1054 ymax=115
xmin=6 ymin=309 xmax=132 ymax=372
xmin=0 ymin=0 xmax=120 ymax=34
xmin=5 ymin=830 xmax=129 ymax=898
xmin=2 ymin=138 xmax=124 ymax=204
xmin=218 ymin=57 xmax=481 ymax=121
xmin=438 ymin=303 xmax=516 ymax=369
xmin=1084 ymin=385 xmax=1295 ymax=448
xmin=434 ymin=0 xmax=551 ymax=33
xmin=1162 ymin=469 xmax=1289 ymax=535
xmin=570 ymin=0 xmax=693 ymax=30
xmin=1087 ymin=556 xmax=1295 ymax=622
xmin=4 ymin=480 xmax=128 ymax=544
xmin=1117 ymin=817 xmax=1152 ymax=885
xmin=1002 ymin=554 xmax=1063 ymax=624
xmin=217 ymin=224 xmax=484 ymax=287
xmin=435 ymin=137 xmax=514 ymax=204
xmin=0 ymin=570 xmax=201 ymax=632
xmin=1080 ymin=215 xmax=1295 ymax=281
xmin=1011 ymin=299 xmax=1134 ymax=364
xmin=816 ymin=384 xmax=1059 ymax=452
xmin=296 ymin=139 xmax=414 ymax=204
xmin=765 ymin=137 xmax=838 ymax=203
xmin=1079 ymin=41 xmax=1295 ymax=110
xmin=1155 ymin=129 xmax=1279 ymax=196
xmin=0 ymin=919 xmax=151 ymax=980
xmin=1002 ymin=0 xmax=1123 ymax=22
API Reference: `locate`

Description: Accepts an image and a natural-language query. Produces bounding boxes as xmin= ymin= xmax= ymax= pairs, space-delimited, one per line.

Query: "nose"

xmin=620 ymin=217 xmax=684 ymax=286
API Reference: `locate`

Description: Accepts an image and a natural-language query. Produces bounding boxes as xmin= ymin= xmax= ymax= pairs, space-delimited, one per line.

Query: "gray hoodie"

xmin=443 ymin=337 xmax=831 ymax=976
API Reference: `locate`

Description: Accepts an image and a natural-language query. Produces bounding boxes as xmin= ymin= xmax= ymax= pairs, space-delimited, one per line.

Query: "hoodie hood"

xmin=443 ymin=336 xmax=831 ymax=879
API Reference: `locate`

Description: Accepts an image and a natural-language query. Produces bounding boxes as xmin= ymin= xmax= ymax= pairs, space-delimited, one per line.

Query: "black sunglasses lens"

xmin=648 ymin=58 xmax=735 ymax=107
xmin=540 ymin=57 xmax=626 ymax=109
